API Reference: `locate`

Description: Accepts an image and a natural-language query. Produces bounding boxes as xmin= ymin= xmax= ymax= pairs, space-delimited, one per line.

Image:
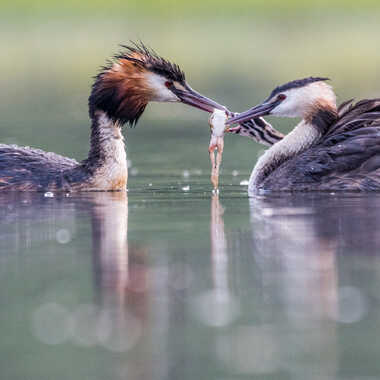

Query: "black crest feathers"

xmin=269 ymin=77 xmax=330 ymax=99
xmin=117 ymin=41 xmax=185 ymax=83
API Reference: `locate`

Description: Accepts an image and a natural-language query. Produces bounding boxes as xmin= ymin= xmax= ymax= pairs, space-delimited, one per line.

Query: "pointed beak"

xmin=172 ymin=84 xmax=226 ymax=113
xmin=227 ymin=100 xmax=279 ymax=125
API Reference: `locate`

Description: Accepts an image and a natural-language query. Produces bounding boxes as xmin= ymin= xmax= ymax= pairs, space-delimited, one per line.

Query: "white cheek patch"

xmin=272 ymin=83 xmax=336 ymax=118
xmin=145 ymin=73 xmax=179 ymax=102
xmin=272 ymin=94 xmax=301 ymax=117
xmin=282 ymin=88 xmax=309 ymax=116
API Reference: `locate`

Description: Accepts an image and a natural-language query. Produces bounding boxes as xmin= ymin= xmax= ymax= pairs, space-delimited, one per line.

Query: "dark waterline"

xmin=1 ymin=183 xmax=380 ymax=380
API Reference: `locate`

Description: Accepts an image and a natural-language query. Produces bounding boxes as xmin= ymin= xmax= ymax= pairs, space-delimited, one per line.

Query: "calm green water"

xmin=2 ymin=171 xmax=380 ymax=379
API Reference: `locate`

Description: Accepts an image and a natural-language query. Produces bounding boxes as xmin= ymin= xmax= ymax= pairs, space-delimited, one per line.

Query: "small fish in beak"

xmin=209 ymin=109 xmax=229 ymax=192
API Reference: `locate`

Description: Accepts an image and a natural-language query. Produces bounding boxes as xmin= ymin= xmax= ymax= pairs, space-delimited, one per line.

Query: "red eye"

xmin=277 ymin=94 xmax=286 ymax=101
xmin=165 ymin=81 xmax=173 ymax=88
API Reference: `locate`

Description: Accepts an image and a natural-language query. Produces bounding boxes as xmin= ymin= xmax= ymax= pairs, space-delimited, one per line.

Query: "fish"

xmin=208 ymin=109 xmax=228 ymax=192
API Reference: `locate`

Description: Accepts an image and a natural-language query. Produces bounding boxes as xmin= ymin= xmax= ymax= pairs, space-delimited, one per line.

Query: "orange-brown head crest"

xmin=89 ymin=42 xmax=185 ymax=126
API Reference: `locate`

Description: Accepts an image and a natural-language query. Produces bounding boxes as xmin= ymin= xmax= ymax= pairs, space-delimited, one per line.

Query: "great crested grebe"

xmin=0 ymin=43 xmax=225 ymax=191
xmin=227 ymin=77 xmax=380 ymax=192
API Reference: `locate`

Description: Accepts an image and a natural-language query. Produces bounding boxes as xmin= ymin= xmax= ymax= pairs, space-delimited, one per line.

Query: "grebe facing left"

xmin=0 ymin=43 xmax=224 ymax=191
xmin=227 ymin=77 xmax=380 ymax=192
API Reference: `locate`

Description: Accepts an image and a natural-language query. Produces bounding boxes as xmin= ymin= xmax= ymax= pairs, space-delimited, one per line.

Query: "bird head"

xmin=89 ymin=42 xmax=225 ymax=125
xmin=227 ymin=77 xmax=337 ymax=125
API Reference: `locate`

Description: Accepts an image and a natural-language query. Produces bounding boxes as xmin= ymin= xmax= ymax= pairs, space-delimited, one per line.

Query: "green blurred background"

xmin=1 ymin=0 xmax=380 ymax=179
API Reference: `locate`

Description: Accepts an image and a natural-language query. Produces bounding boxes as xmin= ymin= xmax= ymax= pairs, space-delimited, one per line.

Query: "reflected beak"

xmin=227 ymin=100 xmax=280 ymax=125
xmin=173 ymin=84 xmax=226 ymax=113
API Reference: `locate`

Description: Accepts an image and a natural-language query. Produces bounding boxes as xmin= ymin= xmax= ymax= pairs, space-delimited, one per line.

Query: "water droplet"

xmin=328 ymin=286 xmax=368 ymax=324
xmin=56 ymin=229 xmax=71 ymax=244
xmin=44 ymin=192 xmax=54 ymax=198
xmin=32 ymin=303 xmax=72 ymax=345
xmin=239 ymin=180 xmax=249 ymax=186
xmin=130 ymin=167 xmax=139 ymax=176
xmin=182 ymin=185 xmax=190 ymax=191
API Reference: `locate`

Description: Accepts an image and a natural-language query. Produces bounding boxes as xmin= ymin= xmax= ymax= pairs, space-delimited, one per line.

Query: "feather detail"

xmin=257 ymin=99 xmax=380 ymax=191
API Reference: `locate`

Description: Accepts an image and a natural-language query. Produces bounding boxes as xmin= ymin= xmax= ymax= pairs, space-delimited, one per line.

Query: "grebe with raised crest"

xmin=0 ymin=43 xmax=225 ymax=191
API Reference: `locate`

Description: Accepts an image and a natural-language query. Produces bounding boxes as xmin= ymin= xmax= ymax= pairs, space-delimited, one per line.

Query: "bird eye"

xmin=165 ymin=81 xmax=173 ymax=88
xmin=277 ymin=94 xmax=286 ymax=101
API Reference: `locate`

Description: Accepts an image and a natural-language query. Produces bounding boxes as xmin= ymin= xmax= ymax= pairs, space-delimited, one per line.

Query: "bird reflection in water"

xmin=91 ymin=192 xmax=130 ymax=306
xmin=4 ymin=190 xmax=380 ymax=379
xmin=245 ymin=194 xmax=378 ymax=378
xmin=90 ymin=192 xmax=157 ymax=379
xmin=210 ymin=194 xmax=228 ymax=295
xmin=194 ymin=195 xmax=241 ymax=328
xmin=213 ymin=195 xmax=344 ymax=377
xmin=250 ymin=196 xmax=339 ymax=323
xmin=90 ymin=192 xmax=185 ymax=380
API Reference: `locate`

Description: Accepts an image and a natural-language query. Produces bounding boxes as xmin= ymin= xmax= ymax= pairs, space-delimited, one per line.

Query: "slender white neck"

xmin=249 ymin=120 xmax=321 ymax=190
xmin=88 ymin=111 xmax=128 ymax=190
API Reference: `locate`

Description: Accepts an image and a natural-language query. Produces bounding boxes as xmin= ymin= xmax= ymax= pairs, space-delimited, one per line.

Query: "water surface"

xmin=1 ymin=178 xmax=380 ymax=380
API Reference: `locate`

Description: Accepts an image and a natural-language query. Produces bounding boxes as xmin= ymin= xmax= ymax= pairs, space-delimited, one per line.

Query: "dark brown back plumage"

xmin=260 ymin=98 xmax=380 ymax=191
xmin=0 ymin=145 xmax=86 ymax=191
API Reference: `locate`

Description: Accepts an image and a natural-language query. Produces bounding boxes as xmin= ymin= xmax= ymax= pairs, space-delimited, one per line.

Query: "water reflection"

xmin=250 ymin=195 xmax=339 ymax=322
xmin=191 ymin=195 xmax=240 ymax=329
xmin=2 ymin=191 xmax=380 ymax=379
xmin=205 ymin=194 xmax=380 ymax=379
xmin=90 ymin=192 xmax=167 ymax=379
xmin=210 ymin=194 xmax=228 ymax=294
xmin=91 ymin=192 xmax=129 ymax=306
xmin=247 ymin=195 xmax=340 ymax=378
xmin=244 ymin=194 xmax=380 ymax=379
